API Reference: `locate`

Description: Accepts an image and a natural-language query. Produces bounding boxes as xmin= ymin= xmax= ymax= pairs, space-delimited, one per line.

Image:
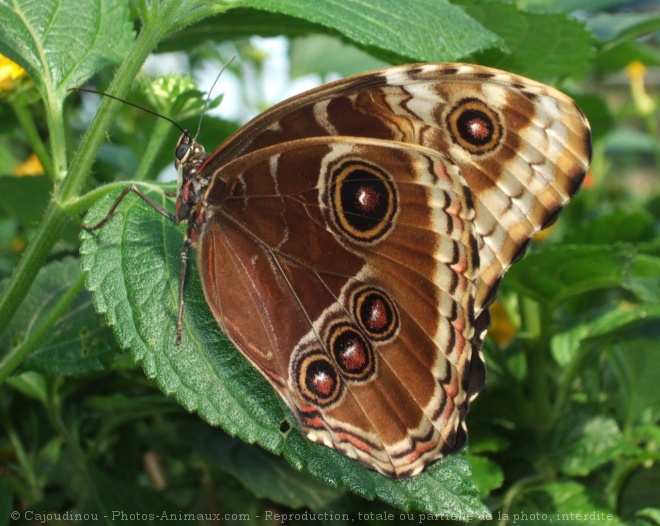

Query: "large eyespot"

xmin=328 ymin=323 xmax=375 ymax=382
xmin=353 ymin=287 xmax=399 ymax=343
xmin=447 ymin=98 xmax=502 ymax=154
xmin=294 ymin=350 xmax=343 ymax=408
xmin=329 ymin=160 xmax=397 ymax=244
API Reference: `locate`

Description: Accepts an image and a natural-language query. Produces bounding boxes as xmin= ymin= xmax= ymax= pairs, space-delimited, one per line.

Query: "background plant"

xmin=0 ymin=0 xmax=659 ymax=524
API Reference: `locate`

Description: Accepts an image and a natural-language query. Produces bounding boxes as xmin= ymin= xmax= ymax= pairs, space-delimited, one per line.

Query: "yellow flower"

xmin=11 ymin=237 xmax=25 ymax=253
xmin=532 ymin=223 xmax=555 ymax=244
xmin=488 ymin=300 xmax=516 ymax=346
xmin=0 ymin=54 xmax=26 ymax=94
xmin=13 ymin=153 xmax=44 ymax=177
xmin=625 ymin=61 xmax=656 ymax=117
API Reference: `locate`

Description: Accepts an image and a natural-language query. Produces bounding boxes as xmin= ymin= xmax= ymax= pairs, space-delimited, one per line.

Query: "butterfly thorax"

xmin=174 ymin=132 xmax=209 ymax=225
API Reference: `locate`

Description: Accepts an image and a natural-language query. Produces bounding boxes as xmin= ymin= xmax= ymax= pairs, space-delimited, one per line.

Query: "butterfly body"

xmin=91 ymin=63 xmax=591 ymax=477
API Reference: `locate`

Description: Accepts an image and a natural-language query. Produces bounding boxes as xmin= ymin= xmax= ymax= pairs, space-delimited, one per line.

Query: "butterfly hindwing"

xmin=197 ymin=138 xmax=482 ymax=476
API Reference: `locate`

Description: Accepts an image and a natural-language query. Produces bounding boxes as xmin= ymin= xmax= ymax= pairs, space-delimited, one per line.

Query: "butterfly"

xmin=83 ymin=63 xmax=591 ymax=477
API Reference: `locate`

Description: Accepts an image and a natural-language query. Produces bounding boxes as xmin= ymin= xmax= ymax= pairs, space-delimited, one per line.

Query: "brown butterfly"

xmin=83 ymin=63 xmax=591 ymax=477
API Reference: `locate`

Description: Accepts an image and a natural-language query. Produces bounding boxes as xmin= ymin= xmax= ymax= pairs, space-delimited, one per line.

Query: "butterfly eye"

xmin=175 ymin=141 xmax=190 ymax=162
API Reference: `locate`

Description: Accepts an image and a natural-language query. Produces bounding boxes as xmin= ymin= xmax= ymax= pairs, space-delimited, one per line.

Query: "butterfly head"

xmin=174 ymin=131 xmax=207 ymax=223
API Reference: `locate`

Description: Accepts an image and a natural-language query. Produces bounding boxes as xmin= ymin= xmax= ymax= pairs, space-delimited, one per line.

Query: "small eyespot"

xmin=294 ymin=350 xmax=343 ymax=408
xmin=328 ymin=322 xmax=375 ymax=381
xmin=352 ymin=287 xmax=399 ymax=343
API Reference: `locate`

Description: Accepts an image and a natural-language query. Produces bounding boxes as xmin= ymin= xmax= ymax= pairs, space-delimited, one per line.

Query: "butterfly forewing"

xmin=202 ymin=63 xmax=591 ymax=313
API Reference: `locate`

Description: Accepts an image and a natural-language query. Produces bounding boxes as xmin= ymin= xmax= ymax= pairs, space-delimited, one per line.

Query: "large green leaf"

xmin=455 ymin=0 xmax=594 ymax=80
xmin=80 ymin=185 xmax=490 ymax=517
xmin=223 ymin=0 xmax=501 ymax=61
xmin=546 ymin=411 xmax=634 ymax=476
xmin=551 ymin=304 xmax=660 ymax=367
xmin=607 ymin=338 xmax=660 ymax=425
xmin=503 ymin=245 xmax=637 ymax=307
xmin=564 ymin=209 xmax=655 ymax=245
xmin=0 ymin=0 xmax=134 ymax=102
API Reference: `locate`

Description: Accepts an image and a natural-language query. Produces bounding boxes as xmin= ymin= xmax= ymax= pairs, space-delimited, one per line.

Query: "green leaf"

xmin=536 ymin=481 xmax=619 ymax=524
xmin=0 ymin=0 xmax=134 ymax=102
xmin=5 ymin=371 xmax=47 ymax=403
xmin=455 ymin=0 xmax=594 ymax=80
xmin=0 ymin=176 xmax=52 ymax=226
xmin=80 ymin=185 xmax=489 ymax=516
xmin=504 ymin=245 xmax=636 ymax=307
xmin=587 ymin=12 xmax=660 ymax=45
xmin=290 ymin=34 xmax=390 ymax=79
xmin=564 ymin=210 xmax=655 ymax=245
xmin=465 ymin=454 xmax=504 ymax=496
xmin=619 ymin=466 xmax=660 ymax=522
xmin=608 ymin=338 xmax=660 ymax=425
xmin=547 ymin=411 xmax=633 ymax=476
xmin=80 ymin=185 xmax=285 ymax=447
xmin=604 ymin=127 xmax=660 ymax=157
xmin=231 ymin=0 xmax=500 ymax=61
xmin=635 ymin=507 xmax=660 ymax=525
xmin=86 ymin=394 xmax=181 ymax=426
xmin=551 ymin=304 xmax=660 ymax=367
xmin=0 ymin=257 xmax=120 ymax=376
xmin=158 ymin=8 xmax=320 ymax=51
xmin=468 ymin=432 xmax=510 ymax=454
xmin=524 ymin=0 xmax=623 ymax=11
xmin=629 ymin=255 xmax=660 ymax=304
xmin=595 ymin=40 xmax=660 ymax=74
xmin=500 ymin=479 xmax=623 ymax=523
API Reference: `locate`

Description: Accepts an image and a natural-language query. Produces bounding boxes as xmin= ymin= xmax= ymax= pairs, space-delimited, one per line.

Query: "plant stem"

xmin=553 ymin=339 xmax=594 ymax=419
xmin=11 ymin=100 xmax=54 ymax=180
xmin=57 ymin=24 xmax=168 ymax=203
xmin=0 ymin=202 xmax=69 ymax=337
xmin=46 ymin=97 xmax=68 ymax=181
xmin=134 ymin=116 xmax=173 ymax=181
xmin=45 ymin=379 xmax=94 ymax=495
xmin=0 ymin=21 xmax=167 ymax=345
xmin=2 ymin=412 xmax=42 ymax=501
xmin=520 ymin=296 xmax=552 ymax=429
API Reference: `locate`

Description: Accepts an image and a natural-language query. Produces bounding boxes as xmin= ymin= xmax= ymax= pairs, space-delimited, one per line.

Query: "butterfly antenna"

xmin=68 ymin=87 xmax=188 ymax=135
xmin=193 ymin=55 xmax=237 ymax=140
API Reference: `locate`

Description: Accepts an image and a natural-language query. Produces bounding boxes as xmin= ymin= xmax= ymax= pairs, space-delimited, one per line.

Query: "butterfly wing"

xmin=198 ymin=137 xmax=483 ymax=476
xmin=194 ymin=63 xmax=591 ymax=476
xmin=204 ymin=63 xmax=591 ymax=314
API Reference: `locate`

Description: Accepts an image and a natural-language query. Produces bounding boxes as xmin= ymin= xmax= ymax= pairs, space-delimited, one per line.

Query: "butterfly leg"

xmin=82 ymin=184 xmax=177 ymax=231
xmin=176 ymin=233 xmax=194 ymax=345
